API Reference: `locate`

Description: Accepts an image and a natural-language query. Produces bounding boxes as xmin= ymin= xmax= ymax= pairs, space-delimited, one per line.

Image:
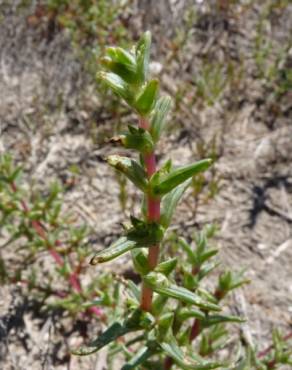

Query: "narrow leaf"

xmin=178 ymin=237 xmax=196 ymax=264
xmin=202 ymin=314 xmax=245 ymax=328
xmin=136 ymin=31 xmax=151 ymax=83
xmin=127 ymin=280 xmax=141 ymax=302
xmin=155 ymin=258 xmax=177 ymax=276
xmin=126 ymin=220 xmax=164 ymax=247
xmin=161 ymin=336 xmax=222 ymax=370
xmin=121 ymin=346 xmax=154 ymax=370
xmin=90 ymin=237 xmax=137 ymax=264
xmin=177 ymin=307 xmax=206 ymax=322
xmin=160 ymin=179 xmax=192 ymax=228
xmin=72 ymin=309 xmax=154 ymax=356
xmin=135 ymin=79 xmax=159 ymax=116
xmin=157 ymin=312 xmax=174 ymax=340
xmin=107 ymin=155 xmax=148 ymax=192
xmin=98 ymin=72 xmax=132 ymax=102
xmin=100 ymin=57 xmax=137 ymax=83
xmin=122 ymin=126 xmax=154 ymax=153
xmin=132 ymin=249 xmax=150 ymax=275
xmin=106 ymin=47 xmax=136 ymax=69
xmin=150 ymin=96 xmax=172 ymax=142
xmin=152 ymin=159 xmax=213 ymax=196
xmin=144 ymin=272 xmax=220 ymax=311
xmin=71 ymin=322 xmax=131 ymax=356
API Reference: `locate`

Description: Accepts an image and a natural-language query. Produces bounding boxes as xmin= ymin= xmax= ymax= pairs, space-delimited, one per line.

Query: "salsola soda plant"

xmin=69 ymin=32 xmax=237 ymax=370
xmin=71 ymin=32 xmax=292 ymax=369
xmin=0 ymin=154 xmax=111 ymax=317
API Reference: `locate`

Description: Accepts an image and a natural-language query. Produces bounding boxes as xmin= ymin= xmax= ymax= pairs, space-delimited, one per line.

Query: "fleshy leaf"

xmin=90 ymin=237 xmax=137 ymax=264
xmin=177 ymin=307 xmax=206 ymax=322
xmin=178 ymin=238 xmax=196 ymax=264
xmin=122 ymin=126 xmax=154 ymax=153
xmin=72 ymin=309 xmax=152 ymax=356
xmin=127 ymin=280 xmax=141 ymax=302
xmin=152 ymin=159 xmax=213 ymax=196
xmin=121 ymin=346 xmax=154 ymax=370
xmin=160 ymin=179 xmax=192 ymax=228
xmin=132 ymin=249 xmax=150 ymax=275
xmin=134 ymin=79 xmax=159 ymax=116
xmin=157 ymin=312 xmax=174 ymax=338
xmin=152 ymin=294 xmax=169 ymax=316
xmin=100 ymin=57 xmax=137 ymax=84
xmin=91 ymin=219 xmax=165 ymax=265
xmin=155 ymin=258 xmax=177 ymax=276
xmin=98 ymin=72 xmax=133 ymax=103
xmin=216 ymin=271 xmax=250 ymax=300
xmin=161 ymin=336 xmax=222 ymax=370
xmin=107 ymin=155 xmax=148 ymax=192
xmin=202 ymin=314 xmax=245 ymax=328
xmin=71 ymin=322 xmax=131 ymax=356
xmin=144 ymin=272 xmax=220 ymax=311
xmin=106 ymin=47 xmax=136 ymax=69
xmin=136 ymin=31 xmax=151 ymax=83
xmin=150 ymin=96 xmax=172 ymax=142
xmin=126 ymin=218 xmax=164 ymax=247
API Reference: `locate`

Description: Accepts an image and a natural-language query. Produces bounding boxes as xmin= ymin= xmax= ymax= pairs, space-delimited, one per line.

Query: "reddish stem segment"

xmin=164 ymin=357 xmax=173 ymax=370
xmin=139 ymin=117 xmax=161 ymax=312
xmin=9 ymin=182 xmax=102 ymax=317
xmin=189 ymin=319 xmax=201 ymax=341
xmin=258 ymin=331 xmax=292 ymax=358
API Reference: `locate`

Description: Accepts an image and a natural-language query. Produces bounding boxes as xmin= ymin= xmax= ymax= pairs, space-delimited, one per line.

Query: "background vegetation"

xmin=0 ymin=0 xmax=291 ymax=369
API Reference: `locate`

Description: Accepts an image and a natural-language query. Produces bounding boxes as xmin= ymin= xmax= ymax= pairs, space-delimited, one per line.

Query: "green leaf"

xmin=126 ymin=218 xmax=164 ymax=247
xmin=152 ymin=159 xmax=213 ymax=196
xmin=98 ymin=72 xmax=133 ymax=103
xmin=155 ymin=258 xmax=177 ymax=276
xmin=136 ymin=31 xmax=151 ymax=83
xmin=161 ymin=336 xmax=222 ymax=369
xmin=160 ymin=179 xmax=192 ymax=228
xmin=132 ymin=249 xmax=150 ymax=275
xmin=90 ymin=237 xmax=137 ymax=264
xmin=152 ymin=294 xmax=169 ymax=316
xmin=150 ymin=96 xmax=172 ymax=142
xmin=72 ymin=322 xmax=131 ymax=356
xmin=144 ymin=272 xmax=220 ymax=311
xmin=216 ymin=270 xmax=250 ymax=300
xmin=202 ymin=314 xmax=245 ymax=328
xmin=127 ymin=280 xmax=141 ymax=302
xmin=72 ymin=309 xmax=151 ymax=356
xmin=134 ymin=79 xmax=159 ymax=116
xmin=91 ymin=219 xmax=165 ymax=265
xmin=177 ymin=307 xmax=206 ymax=322
xmin=198 ymin=262 xmax=219 ymax=281
xmin=122 ymin=126 xmax=154 ymax=154
xmin=121 ymin=346 xmax=154 ymax=370
xmin=199 ymin=324 xmax=229 ymax=357
xmin=100 ymin=57 xmax=137 ymax=84
xmin=8 ymin=166 xmax=22 ymax=183
xmin=178 ymin=238 xmax=196 ymax=264
xmin=107 ymin=155 xmax=148 ymax=192
xmin=106 ymin=47 xmax=136 ymax=69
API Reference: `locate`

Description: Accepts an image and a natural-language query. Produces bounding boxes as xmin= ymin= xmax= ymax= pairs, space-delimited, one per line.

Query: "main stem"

xmin=139 ymin=117 xmax=160 ymax=312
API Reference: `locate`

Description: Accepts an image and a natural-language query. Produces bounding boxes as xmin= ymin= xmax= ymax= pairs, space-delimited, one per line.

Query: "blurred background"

xmin=0 ymin=0 xmax=291 ymax=369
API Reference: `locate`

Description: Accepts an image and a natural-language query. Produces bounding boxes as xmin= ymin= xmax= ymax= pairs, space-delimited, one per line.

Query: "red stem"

xmin=258 ymin=331 xmax=292 ymax=358
xmin=139 ymin=117 xmax=161 ymax=312
xmin=9 ymin=182 xmax=102 ymax=317
xmin=164 ymin=357 xmax=173 ymax=370
xmin=189 ymin=319 xmax=201 ymax=341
